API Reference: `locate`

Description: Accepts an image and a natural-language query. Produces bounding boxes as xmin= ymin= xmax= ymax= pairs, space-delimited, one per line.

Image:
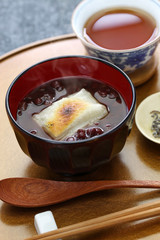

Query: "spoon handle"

xmin=88 ymin=179 xmax=160 ymax=191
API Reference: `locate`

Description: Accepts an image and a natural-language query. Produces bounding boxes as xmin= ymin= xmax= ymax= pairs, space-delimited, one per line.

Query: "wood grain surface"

xmin=0 ymin=34 xmax=160 ymax=240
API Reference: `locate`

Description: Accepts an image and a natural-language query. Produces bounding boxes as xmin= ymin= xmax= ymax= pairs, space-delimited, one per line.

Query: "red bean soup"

xmin=16 ymin=76 xmax=128 ymax=141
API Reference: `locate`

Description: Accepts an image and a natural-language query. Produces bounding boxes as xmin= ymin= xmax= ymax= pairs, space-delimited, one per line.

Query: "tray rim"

xmin=0 ymin=33 xmax=76 ymax=61
xmin=1 ymin=32 xmax=158 ymax=87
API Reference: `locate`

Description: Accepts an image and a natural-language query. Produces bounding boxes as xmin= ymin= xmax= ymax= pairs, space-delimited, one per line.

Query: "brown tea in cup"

xmin=83 ymin=9 xmax=157 ymax=50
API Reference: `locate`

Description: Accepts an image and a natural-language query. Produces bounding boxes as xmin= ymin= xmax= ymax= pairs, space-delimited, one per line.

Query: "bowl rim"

xmin=72 ymin=0 xmax=160 ymax=53
xmin=5 ymin=55 xmax=136 ymax=144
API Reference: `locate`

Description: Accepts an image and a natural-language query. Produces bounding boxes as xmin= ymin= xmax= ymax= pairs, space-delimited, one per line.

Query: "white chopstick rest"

xmin=34 ymin=211 xmax=58 ymax=234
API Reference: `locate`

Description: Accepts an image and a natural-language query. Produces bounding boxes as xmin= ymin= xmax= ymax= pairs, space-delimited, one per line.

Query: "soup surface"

xmin=16 ymin=77 xmax=128 ymax=141
xmin=84 ymin=9 xmax=157 ymax=50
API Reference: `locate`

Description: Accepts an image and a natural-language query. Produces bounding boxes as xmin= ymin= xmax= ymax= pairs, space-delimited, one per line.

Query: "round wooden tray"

xmin=1 ymin=34 xmax=160 ymax=240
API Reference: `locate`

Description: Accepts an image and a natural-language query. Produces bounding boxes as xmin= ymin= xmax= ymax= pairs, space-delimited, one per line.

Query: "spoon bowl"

xmin=1 ymin=178 xmax=160 ymax=207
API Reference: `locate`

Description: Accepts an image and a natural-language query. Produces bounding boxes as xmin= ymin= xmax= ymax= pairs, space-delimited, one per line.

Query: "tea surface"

xmin=84 ymin=9 xmax=157 ymax=50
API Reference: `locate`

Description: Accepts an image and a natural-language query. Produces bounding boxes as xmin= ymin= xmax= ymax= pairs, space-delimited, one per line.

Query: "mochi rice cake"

xmin=33 ymin=88 xmax=108 ymax=141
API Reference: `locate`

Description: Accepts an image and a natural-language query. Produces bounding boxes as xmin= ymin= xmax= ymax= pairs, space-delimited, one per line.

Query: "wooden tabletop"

xmin=1 ymin=34 xmax=160 ymax=240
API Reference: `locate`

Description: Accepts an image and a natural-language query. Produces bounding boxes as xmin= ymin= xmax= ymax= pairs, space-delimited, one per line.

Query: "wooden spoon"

xmin=1 ymin=178 xmax=160 ymax=208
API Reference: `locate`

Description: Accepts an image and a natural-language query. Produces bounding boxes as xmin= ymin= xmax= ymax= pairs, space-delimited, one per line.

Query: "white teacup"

xmin=72 ymin=0 xmax=160 ymax=74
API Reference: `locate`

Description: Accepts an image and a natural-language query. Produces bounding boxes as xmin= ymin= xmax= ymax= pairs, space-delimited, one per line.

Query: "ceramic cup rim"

xmin=72 ymin=0 xmax=160 ymax=53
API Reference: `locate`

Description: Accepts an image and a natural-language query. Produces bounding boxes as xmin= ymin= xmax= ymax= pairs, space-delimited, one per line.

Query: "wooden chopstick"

xmin=25 ymin=199 xmax=160 ymax=240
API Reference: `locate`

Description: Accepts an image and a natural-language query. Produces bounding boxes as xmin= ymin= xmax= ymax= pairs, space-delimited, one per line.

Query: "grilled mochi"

xmin=33 ymin=88 xmax=108 ymax=140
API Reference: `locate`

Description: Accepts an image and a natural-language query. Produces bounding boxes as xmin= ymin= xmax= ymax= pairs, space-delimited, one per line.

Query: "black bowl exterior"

xmin=7 ymin=110 xmax=134 ymax=175
xmin=5 ymin=56 xmax=136 ymax=175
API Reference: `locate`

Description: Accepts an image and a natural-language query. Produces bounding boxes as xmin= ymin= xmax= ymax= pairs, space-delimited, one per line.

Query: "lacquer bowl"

xmin=5 ymin=56 xmax=136 ymax=175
